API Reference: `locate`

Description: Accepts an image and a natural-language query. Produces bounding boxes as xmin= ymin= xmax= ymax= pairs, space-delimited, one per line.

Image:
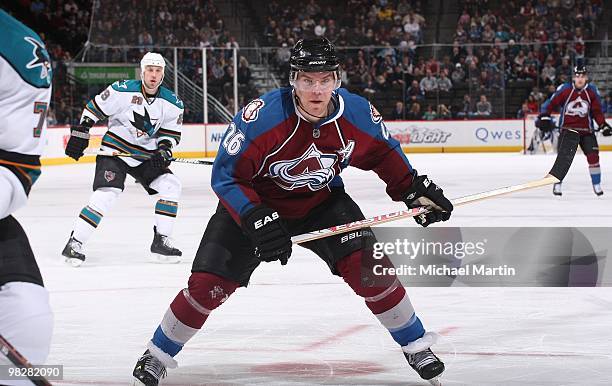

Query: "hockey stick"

xmin=0 ymin=334 xmax=52 ymax=386
xmin=84 ymin=149 xmax=214 ymax=165
xmin=291 ymin=174 xmax=559 ymax=244
xmin=292 ymin=131 xmax=579 ymax=245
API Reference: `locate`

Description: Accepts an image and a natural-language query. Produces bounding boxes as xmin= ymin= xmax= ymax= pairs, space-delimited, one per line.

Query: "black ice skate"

xmin=62 ymin=233 xmax=85 ymax=267
xmin=150 ymin=226 xmax=182 ymax=263
xmin=132 ymin=350 xmax=167 ymax=386
xmin=403 ymin=332 xmax=445 ymax=386
xmin=553 ymin=182 xmax=562 ymax=196
xmin=593 ymin=183 xmax=603 ymax=196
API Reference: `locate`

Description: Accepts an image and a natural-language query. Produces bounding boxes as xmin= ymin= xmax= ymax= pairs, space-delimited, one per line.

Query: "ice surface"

xmin=14 ymin=152 xmax=612 ymax=385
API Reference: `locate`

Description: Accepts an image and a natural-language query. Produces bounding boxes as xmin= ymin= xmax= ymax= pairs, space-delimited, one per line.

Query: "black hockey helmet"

xmin=573 ymin=64 xmax=587 ymax=75
xmin=290 ymin=37 xmax=339 ymax=72
xmin=289 ymin=37 xmax=341 ymax=89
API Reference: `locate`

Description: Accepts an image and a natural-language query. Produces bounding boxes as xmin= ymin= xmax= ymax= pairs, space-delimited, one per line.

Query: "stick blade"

xmin=549 ymin=129 xmax=580 ymax=181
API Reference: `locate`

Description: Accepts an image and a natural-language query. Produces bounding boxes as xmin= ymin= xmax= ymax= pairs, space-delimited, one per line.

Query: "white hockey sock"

xmin=154 ymin=199 xmax=178 ymax=235
xmin=149 ymin=173 xmax=182 ymax=236
xmin=72 ymin=188 xmax=120 ymax=243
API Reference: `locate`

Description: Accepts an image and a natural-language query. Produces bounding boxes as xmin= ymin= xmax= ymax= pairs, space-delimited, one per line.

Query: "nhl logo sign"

xmin=242 ymin=99 xmax=265 ymax=123
xmin=104 ymin=170 xmax=116 ymax=182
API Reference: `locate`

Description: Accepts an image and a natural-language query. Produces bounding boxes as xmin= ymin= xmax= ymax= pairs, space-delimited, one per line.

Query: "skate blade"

xmin=428 ymin=377 xmax=442 ymax=386
xmin=64 ymin=256 xmax=84 ymax=267
xmin=149 ymin=253 xmax=181 ymax=264
xmin=131 ymin=378 xmax=146 ymax=386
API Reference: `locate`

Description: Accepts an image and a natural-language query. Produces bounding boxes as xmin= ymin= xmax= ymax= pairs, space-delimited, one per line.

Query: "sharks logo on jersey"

xmin=130 ymin=108 xmax=158 ymax=137
xmin=24 ymin=36 xmax=51 ymax=81
xmin=565 ymin=96 xmax=589 ymax=117
xmin=268 ymin=141 xmax=355 ymax=191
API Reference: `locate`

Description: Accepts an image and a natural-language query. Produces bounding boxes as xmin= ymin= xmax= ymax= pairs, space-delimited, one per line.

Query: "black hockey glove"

xmin=403 ymin=171 xmax=454 ymax=227
xmin=535 ymin=113 xmax=554 ymax=132
xmin=150 ymin=141 xmax=173 ymax=169
xmin=65 ymin=118 xmax=93 ymax=161
xmin=241 ymin=205 xmax=292 ymax=265
xmin=599 ymin=122 xmax=612 ymax=137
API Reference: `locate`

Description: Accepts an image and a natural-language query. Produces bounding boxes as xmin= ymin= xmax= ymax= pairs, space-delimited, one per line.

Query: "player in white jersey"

xmin=61 ymin=52 xmax=185 ymax=267
xmin=0 ymin=9 xmax=54 ymax=384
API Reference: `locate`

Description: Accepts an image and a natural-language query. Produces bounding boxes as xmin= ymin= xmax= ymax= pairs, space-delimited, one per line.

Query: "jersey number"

xmin=222 ymin=122 xmax=245 ymax=155
xmin=33 ymin=102 xmax=48 ymax=138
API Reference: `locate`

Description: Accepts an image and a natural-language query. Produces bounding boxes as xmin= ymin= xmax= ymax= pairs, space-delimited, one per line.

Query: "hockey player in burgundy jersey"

xmin=132 ymin=38 xmax=453 ymax=386
xmin=536 ymin=65 xmax=611 ymax=196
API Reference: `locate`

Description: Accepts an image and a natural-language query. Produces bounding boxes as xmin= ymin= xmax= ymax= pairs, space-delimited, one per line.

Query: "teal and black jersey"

xmin=0 ymin=9 xmax=52 ymax=192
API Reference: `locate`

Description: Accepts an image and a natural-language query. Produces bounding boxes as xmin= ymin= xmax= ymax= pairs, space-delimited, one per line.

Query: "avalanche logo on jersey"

xmin=268 ymin=142 xmax=354 ymax=191
xmin=242 ymin=99 xmax=265 ymax=123
xmin=130 ymin=108 xmax=158 ymax=137
xmin=369 ymin=102 xmax=382 ymax=124
xmin=24 ymin=36 xmax=51 ymax=81
xmin=565 ymin=96 xmax=589 ymax=117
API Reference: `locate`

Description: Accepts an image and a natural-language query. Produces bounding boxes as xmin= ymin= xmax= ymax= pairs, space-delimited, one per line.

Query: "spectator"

xmin=422 ymin=105 xmax=437 ymax=120
xmin=406 ymin=102 xmax=422 ymax=120
xmin=388 ymin=65 xmax=406 ymax=88
xmin=406 ymin=80 xmax=424 ymax=102
xmin=457 ymin=94 xmax=474 ymax=118
xmin=526 ymin=95 xmax=539 ymax=113
xmin=419 ymin=69 xmax=438 ymax=93
xmin=437 ymin=104 xmax=452 ymax=119
xmin=475 ymin=94 xmax=492 ymax=117
xmin=237 ymin=56 xmax=251 ymax=85
xmin=314 ymin=19 xmax=326 ymax=37
xmin=516 ymin=102 xmax=531 ymax=118
xmin=403 ymin=15 xmax=420 ymax=42
xmin=437 ymin=72 xmax=453 ymax=92
xmin=541 ymin=62 xmax=557 ymax=85
xmin=451 ymin=63 xmax=466 ymax=83
xmin=391 ymin=101 xmax=405 ymax=120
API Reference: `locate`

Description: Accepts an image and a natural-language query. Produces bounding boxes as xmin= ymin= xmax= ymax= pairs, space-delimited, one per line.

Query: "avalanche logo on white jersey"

xmin=565 ymin=96 xmax=589 ymax=117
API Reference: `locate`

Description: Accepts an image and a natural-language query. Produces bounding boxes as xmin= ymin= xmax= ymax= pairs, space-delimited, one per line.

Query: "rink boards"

xmin=42 ymin=117 xmax=612 ymax=165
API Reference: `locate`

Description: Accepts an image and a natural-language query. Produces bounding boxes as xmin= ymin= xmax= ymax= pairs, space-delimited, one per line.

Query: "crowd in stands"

xmin=12 ymin=0 xmax=253 ymax=124
xmin=9 ymin=0 xmax=612 ymax=124
xmin=262 ymin=0 xmax=608 ymax=119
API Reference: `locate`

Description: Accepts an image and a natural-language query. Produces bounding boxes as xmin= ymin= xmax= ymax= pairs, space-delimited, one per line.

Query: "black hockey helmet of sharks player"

xmin=289 ymin=38 xmax=341 ymax=121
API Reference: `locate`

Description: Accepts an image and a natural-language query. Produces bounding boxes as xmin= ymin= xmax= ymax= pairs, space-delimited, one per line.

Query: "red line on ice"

xmin=298 ymin=324 xmax=371 ymax=352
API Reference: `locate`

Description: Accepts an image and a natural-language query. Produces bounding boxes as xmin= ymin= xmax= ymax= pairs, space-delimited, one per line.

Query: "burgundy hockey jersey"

xmin=540 ymin=82 xmax=606 ymax=133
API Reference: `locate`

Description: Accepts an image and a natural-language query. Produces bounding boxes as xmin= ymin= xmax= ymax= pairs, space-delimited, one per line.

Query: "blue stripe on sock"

xmin=389 ymin=315 xmax=425 ymax=346
xmin=152 ymin=326 xmax=183 ymax=357
xmin=590 ymin=172 xmax=601 ymax=185
xmin=155 ymin=201 xmax=178 ymax=215
xmin=80 ymin=207 xmax=102 ymax=226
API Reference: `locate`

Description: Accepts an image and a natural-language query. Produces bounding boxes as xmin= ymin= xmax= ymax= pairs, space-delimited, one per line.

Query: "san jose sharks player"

xmin=536 ymin=65 xmax=611 ymax=196
xmin=62 ymin=52 xmax=185 ymax=266
xmin=0 ymin=9 xmax=54 ymax=380
xmin=131 ymin=38 xmax=452 ymax=386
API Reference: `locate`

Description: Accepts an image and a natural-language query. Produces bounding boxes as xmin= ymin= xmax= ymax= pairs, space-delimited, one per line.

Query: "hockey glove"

xmin=241 ymin=205 xmax=292 ymax=265
xmin=535 ymin=113 xmax=554 ymax=132
xmin=150 ymin=141 xmax=173 ymax=169
xmin=599 ymin=122 xmax=612 ymax=137
xmin=65 ymin=118 xmax=93 ymax=161
xmin=403 ymin=171 xmax=453 ymax=227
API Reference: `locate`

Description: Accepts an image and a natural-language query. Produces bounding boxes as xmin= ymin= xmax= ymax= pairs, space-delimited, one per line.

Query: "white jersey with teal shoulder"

xmin=0 ymin=9 xmax=52 ymax=157
xmin=81 ymin=80 xmax=184 ymax=167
